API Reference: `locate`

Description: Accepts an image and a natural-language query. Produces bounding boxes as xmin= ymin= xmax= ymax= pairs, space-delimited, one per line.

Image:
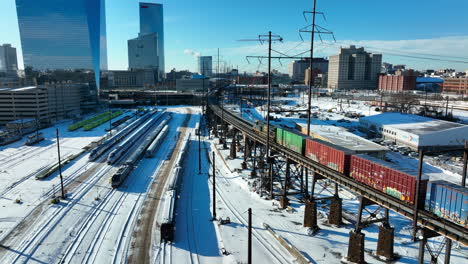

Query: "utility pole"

xmin=198 ymin=126 xmax=201 ymax=174
xmin=108 ymin=105 xmax=112 ymax=136
xmin=412 ymin=150 xmax=424 ymax=241
xmin=248 ymin=208 xmax=252 ymax=264
xmin=462 ymin=141 xmax=467 ymax=187
xmin=299 ymin=0 xmax=335 ymax=137
xmin=241 ymin=32 xmax=283 ymax=199
xmin=212 ymin=151 xmax=216 ymax=220
xmin=56 ymin=128 xmax=65 ymax=199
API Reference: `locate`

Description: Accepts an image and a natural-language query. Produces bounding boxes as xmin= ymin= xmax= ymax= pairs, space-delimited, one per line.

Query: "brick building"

xmin=442 ymin=78 xmax=468 ymax=95
xmin=378 ymin=75 xmax=416 ymax=92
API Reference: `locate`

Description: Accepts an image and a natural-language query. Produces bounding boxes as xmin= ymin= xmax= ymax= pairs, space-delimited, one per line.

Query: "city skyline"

xmin=0 ymin=0 xmax=467 ymax=73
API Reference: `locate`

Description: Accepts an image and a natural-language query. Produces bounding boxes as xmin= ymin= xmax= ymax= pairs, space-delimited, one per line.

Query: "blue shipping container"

xmin=426 ymin=180 xmax=467 ymax=227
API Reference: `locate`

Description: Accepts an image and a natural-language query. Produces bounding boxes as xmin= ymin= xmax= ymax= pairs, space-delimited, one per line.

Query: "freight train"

xmin=111 ymin=113 xmax=171 ymax=188
xmin=254 ymin=123 xmax=467 ymax=227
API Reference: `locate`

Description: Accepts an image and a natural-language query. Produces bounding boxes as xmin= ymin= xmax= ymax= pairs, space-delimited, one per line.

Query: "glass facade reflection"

xmin=15 ymin=0 xmax=107 ymax=90
xmin=139 ymin=2 xmax=164 ymax=79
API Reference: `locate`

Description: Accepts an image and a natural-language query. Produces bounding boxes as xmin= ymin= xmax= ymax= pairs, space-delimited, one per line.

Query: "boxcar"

xmin=275 ymin=127 xmax=306 ymax=154
xmin=305 ymin=138 xmax=352 ymax=174
xmin=350 ymin=154 xmax=428 ymax=204
xmin=425 ymin=180 xmax=467 ymax=227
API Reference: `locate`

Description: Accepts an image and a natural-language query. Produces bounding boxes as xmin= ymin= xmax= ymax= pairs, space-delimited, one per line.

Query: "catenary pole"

xmin=212 ymin=151 xmax=216 ymax=220
xmin=56 ymin=128 xmax=65 ymax=199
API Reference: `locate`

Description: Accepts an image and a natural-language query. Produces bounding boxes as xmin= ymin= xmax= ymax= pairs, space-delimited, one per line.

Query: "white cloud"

xmin=209 ymin=36 xmax=468 ymax=73
xmin=183 ymin=49 xmax=200 ymax=58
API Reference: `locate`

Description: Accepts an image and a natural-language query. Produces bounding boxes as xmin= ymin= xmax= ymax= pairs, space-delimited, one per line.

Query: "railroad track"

xmin=57 ymin=114 xmax=172 ymax=264
xmin=0 ymin=138 xmax=74 ymax=170
xmin=1 ymin=163 xmax=114 ymax=264
xmin=0 ymin=113 xmax=164 ymax=262
xmin=184 ymin=141 xmax=201 ymax=264
xmin=204 ymin=141 xmax=291 ymax=263
xmin=208 ymin=103 xmax=468 ymax=245
xmin=127 ymin=108 xmax=193 ymax=264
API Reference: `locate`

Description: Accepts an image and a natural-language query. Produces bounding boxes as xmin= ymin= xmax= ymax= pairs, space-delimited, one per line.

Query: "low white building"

xmin=359 ymin=112 xmax=468 ymax=150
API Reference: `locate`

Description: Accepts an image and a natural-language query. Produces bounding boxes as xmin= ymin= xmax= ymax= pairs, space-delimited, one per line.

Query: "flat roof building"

xmin=0 ymin=44 xmax=18 ymax=74
xmin=0 ymin=84 xmax=81 ymax=125
xmin=328 ymin=46 xmax=382 ymax=90
xmin=198 ymin=56 xmax=213 ymax=77
xmin=442 ymin=78 xmax=468 ymax=95
xmin=289 ymin=58 xmax=328 ymax=82
xmin=176 ymin=78 xmax=209 ymax=93
xmin=297 ymin=123 xmax=388 ymax=159
xmin=378 ymin=75 xmax=416 ymax=92
xmin=359 ymin=112 xmax=468 ymax=150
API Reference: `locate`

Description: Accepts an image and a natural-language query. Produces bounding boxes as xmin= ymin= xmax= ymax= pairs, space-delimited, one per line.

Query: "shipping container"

xmin=276 ymin=127 xmax=306 ymax=154
xmin=350 ymin=155 xmax=428 ymax=204
xmin=305 ymin=138 xmax=352 ymax=174
xmin=424 ymin=180 xmax=467 ymax=227
xmin=350 ymin=155 xmax=385 ymax=192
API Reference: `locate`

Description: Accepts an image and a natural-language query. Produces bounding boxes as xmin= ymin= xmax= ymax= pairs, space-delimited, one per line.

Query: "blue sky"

xmin=1 ymin=0 xmax=468 ymax=73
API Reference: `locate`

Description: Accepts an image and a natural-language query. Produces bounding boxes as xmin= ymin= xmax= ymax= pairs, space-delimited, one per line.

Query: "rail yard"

xmin=0 ymin=94 xmax=466 ymax=264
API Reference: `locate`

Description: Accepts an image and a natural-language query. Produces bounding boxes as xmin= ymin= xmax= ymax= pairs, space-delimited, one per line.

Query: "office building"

xmin=0 ymin=44 xmax=18 ymax=75
xmin=289 ymin=58 xmax=328 ymax=82
xmin=128 ymin=33 xmax=159 ymax=71
xmin=128 ymin=2 xmax=164 ymax=80
xmin=108 ymin=70 xmax=158 ymax=88
xmin=15 ymin=0 xmax=107 ymax=91
xmin=327 ymin=46 xmax=382 ymax=90
xmin=442 ymin=78 xmax=468 ymax=95
xmin=198 ymin=56 xmax=213 ymax=77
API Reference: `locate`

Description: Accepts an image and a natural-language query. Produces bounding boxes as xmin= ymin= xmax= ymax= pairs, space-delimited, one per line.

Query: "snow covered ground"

xmin=203 ymin=137 xmax=468 ymax=263
xmin=0 ymin=104 xmax=465 ymax=264
xmin=0 ymin=107 xmax=195 ymax=264
xmin=226 ymin=95 xmax=467 ymax=185
xmin=0 ymin=112 xmax=132 ymax=242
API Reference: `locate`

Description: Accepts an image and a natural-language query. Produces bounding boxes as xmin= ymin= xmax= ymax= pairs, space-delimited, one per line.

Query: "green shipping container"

xmin=277 ymin=128 xmax=305 ymax=154
xmin=276 ymin=127 xmax=283 ymax=145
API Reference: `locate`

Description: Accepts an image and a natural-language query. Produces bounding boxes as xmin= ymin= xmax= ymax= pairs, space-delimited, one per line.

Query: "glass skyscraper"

xmin=138 ymin=2 xmax=164 ymax=79
xmin=15 ymin=0 xmax=107 ymax=90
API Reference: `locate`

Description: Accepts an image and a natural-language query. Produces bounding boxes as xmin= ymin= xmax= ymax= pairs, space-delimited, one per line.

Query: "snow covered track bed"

xmin=0 ymin=107 xmax=192 ymax=264
xmin=127 ymin=108 xmax=193 ymax=264
xmin=205 ymin=144 xmax=293 ymax=263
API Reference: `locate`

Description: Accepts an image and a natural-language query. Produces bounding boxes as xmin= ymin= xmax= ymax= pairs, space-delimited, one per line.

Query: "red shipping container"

xmin=350 ymin=155 xmax=428 ymax=204
xmin=305 ymin=138 xmax=351 ymax=174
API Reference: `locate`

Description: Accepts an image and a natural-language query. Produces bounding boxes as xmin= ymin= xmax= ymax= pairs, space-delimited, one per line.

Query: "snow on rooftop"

xmin=360 ymin=112 xmax=466 ymax=135
xmin=298 ymin=124 xmax=388 ymax=152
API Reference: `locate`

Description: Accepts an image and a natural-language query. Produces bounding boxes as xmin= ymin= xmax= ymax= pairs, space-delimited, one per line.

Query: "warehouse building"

xmin=297 ymin=123 xmax=388 ymax=159
xmin=359 ymin=112 xmax=468 ymax=151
